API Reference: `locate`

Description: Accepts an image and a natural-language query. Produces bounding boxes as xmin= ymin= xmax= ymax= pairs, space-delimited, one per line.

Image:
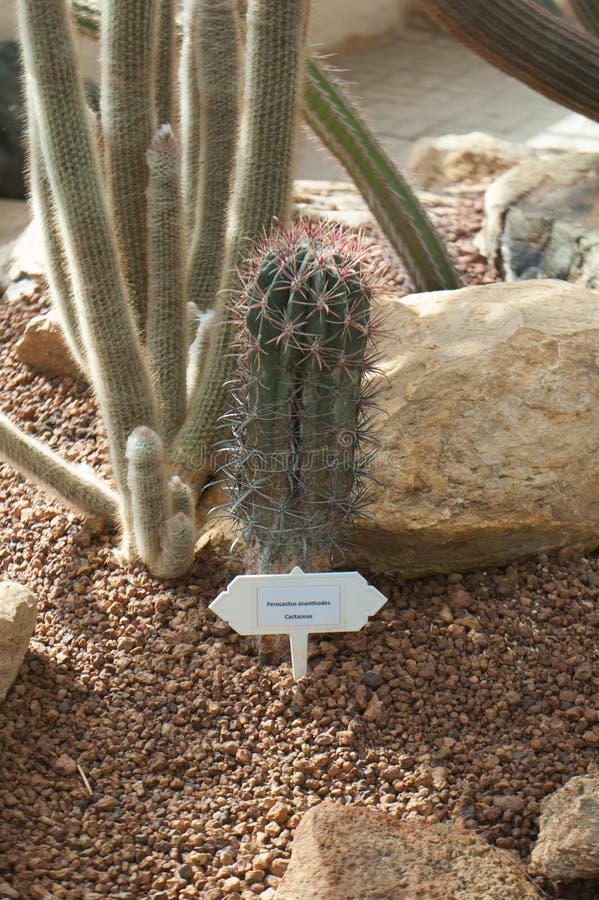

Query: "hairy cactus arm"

xmin=28 ymin=114 xmax=87 ymax=372
xmin=186 ymin=0 xmax=242 ymax=322
xmin=146 ymin=125 xmax=188 ymax=445
xmin=0 ymin=411 xmax=120 ymax=524
xmin=19 ymin=0 xmax=160 ymax=548
xmin=155 ymin=0 xmax=176 ymax=125
xmin=126 ymin=427 xmax=196 ymax=576
xmin=418 ymin=0 xmax=599 ymax=121
xmin=101 ymin=0 xmax=161 ymax=328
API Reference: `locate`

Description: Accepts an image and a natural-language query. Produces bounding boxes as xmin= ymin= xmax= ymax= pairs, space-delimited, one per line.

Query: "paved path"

xmin=298 ymin=25 xmax=599 ymax=179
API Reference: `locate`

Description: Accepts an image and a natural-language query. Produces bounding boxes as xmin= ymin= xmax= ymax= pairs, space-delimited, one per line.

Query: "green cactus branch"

xmin=569 ymin=0 xmax=599 ymax=38
xmin=418 ymin=0 xmax=599 ymax=122
xmin=101 ymin=0 xmax=160 ymax=328
xmin=19 ymin=0 xmax=160 ymax=548
xmin=28 ymin=114 xmax=87 ymax=371
xmin=0 ymin=411 xmax=120 ymax=523
xmin=146 ymin=125 xmax=188 ymax=445
xmin=305 ymin=60 xmax=461 ymax=292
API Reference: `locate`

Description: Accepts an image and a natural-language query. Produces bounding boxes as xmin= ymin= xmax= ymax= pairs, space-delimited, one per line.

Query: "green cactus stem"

xmin=173 ymin=0 xmax=311 ymax=481
xmin=418 ymin=0 xmax=599 ymax=121
xmin=146 ymin=125 xmax=188 ymax=444
xmin=27 ymin=114 xmax=86 ymax=371
xmin=305 ymin=60 xmax=461 ymax=293
xmin=221 ymin=220 xmax=380 ymax=573
xmin=186 ymin=0 xmax=242 ymax=320
xmin=19 ymin=0 xmax=160 ymax=547
xmin=126 ymin=427 xmax=196 ymax=577
xmin=0 ymin=411 xmax=120 ymax=524
xmin=570 ymin=0 xmax=599 ymax=37
xmin=100 ymin=0 xmax=160 ymax=327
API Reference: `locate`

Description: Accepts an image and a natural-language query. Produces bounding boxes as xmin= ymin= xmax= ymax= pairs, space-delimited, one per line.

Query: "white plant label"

xmin=210 ymin=566 xmax=387 ymax=681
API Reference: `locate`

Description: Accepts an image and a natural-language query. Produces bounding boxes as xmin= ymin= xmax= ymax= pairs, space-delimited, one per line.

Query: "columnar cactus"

xmin=221 ymin=220 xmax=381 ymax=573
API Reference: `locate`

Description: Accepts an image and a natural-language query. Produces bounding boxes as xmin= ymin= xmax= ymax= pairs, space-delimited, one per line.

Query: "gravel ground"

xmin=0 ymin=195 xmax=598 ymax=900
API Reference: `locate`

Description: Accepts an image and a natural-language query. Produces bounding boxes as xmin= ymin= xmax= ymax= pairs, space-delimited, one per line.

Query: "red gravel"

xmin=0 ymin=194 xmax=597 ymax=900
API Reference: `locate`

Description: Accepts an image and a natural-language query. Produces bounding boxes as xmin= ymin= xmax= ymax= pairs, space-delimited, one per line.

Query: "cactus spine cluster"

xmin=221 ymin=220 xmax=380 ymax=573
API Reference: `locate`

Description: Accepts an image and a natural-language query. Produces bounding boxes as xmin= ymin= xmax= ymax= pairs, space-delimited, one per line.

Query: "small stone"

xmin=438 ymin=605 xmax=454 ymax=624
xmin=223 ymin=876 xmax=242 ymax=893
xmin=16 ymin=310 xmax=82 ymax=380
xmin=0 ymin=878 xmax=19 ymax=899
xmin=269 ymin=858 xmax=287 ymax=877
xmin=178 ymin=864 xmax=193 ymax=881
xmin=363 ymin=693 xmax=382 ymax=722
xmin=53 ymin=753 xmax=77 ymax=776
xmin=362 ymin=669 xmax=384 ymax=689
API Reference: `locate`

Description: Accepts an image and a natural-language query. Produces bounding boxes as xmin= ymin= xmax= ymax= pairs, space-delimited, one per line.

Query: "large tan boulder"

xmin=530 ymin=776 xmax=599 ymax=881
xmin=0 ymin=581 xmax=37 ymax=702
xmin=274 ymin=801 xmax=538 ymax=899
xmin=199 ymin=280 xmax=599 ymax=576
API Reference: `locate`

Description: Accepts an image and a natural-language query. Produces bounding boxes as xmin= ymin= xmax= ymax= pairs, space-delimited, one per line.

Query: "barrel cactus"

xmin=221 ymin=220 xmax=381 ymax=573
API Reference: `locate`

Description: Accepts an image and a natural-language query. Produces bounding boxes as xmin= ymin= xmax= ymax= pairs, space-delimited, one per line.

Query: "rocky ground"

xmin=0 ymin=193 xmax=598 ymax=900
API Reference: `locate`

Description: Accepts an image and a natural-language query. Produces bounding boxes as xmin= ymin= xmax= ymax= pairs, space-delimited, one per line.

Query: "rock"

xmin=0 ymin=581 xmax=37 ymax=703
xmin=16 ymin=309 xmax=82 ymax=380
xmin=480 ymin=152 xmax=599 ymax=289
xmin=0 ymin=42 xmax=26 ymax=200
xmin=274 ymin=801 xmax=537 ymax=899
xmin=530 ymin=775 xmax=599 ymax=881
xmin=408 ymin=132 xmax=532 ymax=189
xmin=200 ymin=280 xmax=599 ymax=577
xmin=53 ymin=753 xmax=78 ymax=777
